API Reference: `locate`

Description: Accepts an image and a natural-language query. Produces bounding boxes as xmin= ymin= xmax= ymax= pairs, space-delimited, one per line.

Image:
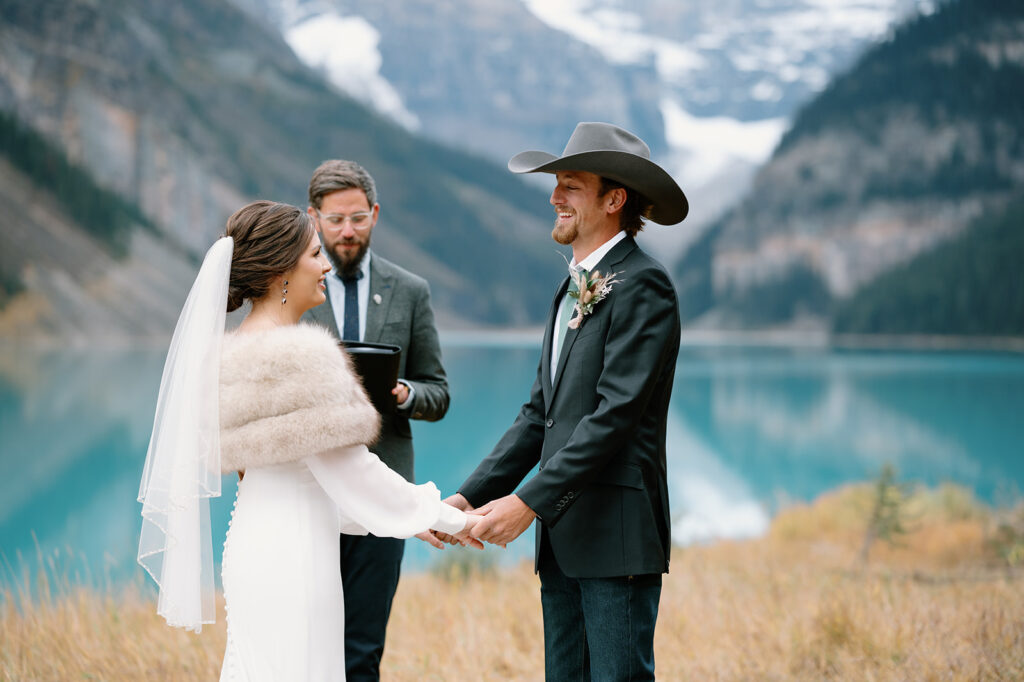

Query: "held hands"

xmin=429 ymin=494 xmax=475 ymax=546
xmin=468 ymin=494 xmax=536 ymax=548
xmin=455 ymin=514 xmax=485 ymax=550
xmin=414 ymin=516 xmax=483 ymax=550
xmin=417 ymin=493 xmax=537 ymax=550
xmin=416 ymin=494 xmax=485 ymax=550
xmin=432 ymin=489 xmax=479 ymax=548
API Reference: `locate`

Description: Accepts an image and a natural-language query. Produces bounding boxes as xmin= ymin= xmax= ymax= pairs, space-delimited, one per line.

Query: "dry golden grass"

xmin=2 ymin=485 xmax=1022 ymax=681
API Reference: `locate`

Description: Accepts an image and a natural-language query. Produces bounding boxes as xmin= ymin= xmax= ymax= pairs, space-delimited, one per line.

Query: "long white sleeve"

xmin=305 ymin=445 xmax=468 ymax=538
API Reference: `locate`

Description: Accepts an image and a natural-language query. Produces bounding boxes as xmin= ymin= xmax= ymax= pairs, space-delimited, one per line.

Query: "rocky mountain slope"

xmin=675 ymin=0 xmax=1024 ymax=332
xmin=0 ymin=107 xmax=201 ymax=343
xmin=0 ymin=0 xmax=563 ymax=341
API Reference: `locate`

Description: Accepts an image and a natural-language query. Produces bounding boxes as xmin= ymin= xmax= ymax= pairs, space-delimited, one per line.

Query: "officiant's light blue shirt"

xmin=551 ymin=230 xmax=627 ymax=379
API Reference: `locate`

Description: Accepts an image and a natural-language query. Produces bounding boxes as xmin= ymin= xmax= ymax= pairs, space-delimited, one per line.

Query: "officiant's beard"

xmin=327 ymin=239 xmax=369 ymax=280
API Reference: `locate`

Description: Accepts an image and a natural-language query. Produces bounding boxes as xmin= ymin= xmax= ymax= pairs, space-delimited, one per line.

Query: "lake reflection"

xmin=1 ymin=342 xmax=1023 ymax=588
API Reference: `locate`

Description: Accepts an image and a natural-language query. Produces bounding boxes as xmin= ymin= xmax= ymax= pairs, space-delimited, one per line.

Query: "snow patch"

xmin=520 ymin=0 xmax=705 ymax=78
xmin=661 ymin=98 xmax=787 ymax=186
xmin=285 ymin=13 xmax=419 ymax=130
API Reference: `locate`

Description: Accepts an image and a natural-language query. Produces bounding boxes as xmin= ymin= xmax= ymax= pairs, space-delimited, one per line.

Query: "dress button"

xmin=546 ymin=419 xmax=554 ymax=428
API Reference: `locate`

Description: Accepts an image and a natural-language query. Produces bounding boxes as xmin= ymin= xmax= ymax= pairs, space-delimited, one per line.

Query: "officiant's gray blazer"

xmin=459 ymin=237 xmax=679 ymax=578
xmin=304 ymin=252 xmax=449 ymax=482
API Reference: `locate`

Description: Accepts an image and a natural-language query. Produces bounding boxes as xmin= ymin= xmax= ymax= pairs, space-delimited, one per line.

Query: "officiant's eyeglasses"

xmin=315 ymin=209 xmax=374 ymax=231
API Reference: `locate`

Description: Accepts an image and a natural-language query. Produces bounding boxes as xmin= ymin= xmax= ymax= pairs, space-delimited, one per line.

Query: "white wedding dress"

xmin=134 ymin=248 xmax=459 ymax=678
xmin=218 ymin=445 xmax=465 ymax=681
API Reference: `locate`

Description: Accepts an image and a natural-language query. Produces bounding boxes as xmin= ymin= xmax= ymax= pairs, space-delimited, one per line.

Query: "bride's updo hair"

xmin=224 ymin=200 xmax=315 ymax=312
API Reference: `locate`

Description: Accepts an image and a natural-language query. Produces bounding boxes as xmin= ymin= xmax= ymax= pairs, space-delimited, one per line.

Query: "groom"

xmin=304 ymin=159 xmax=450 ymax=681
xmin=444 ymin=122 xmax=686 ymax=680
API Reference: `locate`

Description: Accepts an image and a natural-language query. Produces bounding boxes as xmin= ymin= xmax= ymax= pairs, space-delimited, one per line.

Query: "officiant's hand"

xmin=470 ymin=494 xmax=536 ymax=547
xmin=391 ymin=381 xmax=410 ymax=404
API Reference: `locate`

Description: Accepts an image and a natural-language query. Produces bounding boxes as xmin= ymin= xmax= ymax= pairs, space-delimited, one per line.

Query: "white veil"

xmin=138 ymin=236 xmax=233 ymax=633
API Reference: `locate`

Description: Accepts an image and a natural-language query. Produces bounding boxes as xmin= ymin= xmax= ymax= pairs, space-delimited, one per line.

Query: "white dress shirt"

xmin=550 ymin=230 xmax=627 ymax=379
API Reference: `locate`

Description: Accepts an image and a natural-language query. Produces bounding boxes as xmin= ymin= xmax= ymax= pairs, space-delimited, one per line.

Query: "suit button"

xmin=546 ymin=419 xmax=554 ymax=428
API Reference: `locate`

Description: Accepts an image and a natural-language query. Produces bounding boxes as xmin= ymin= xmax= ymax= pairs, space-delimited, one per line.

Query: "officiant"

xmin=303 ymin=159 xmax=450 ymax=682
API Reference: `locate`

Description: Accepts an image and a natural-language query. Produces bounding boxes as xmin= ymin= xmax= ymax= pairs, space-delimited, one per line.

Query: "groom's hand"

xmin=470 ymin=494 xmax=536 ymax=547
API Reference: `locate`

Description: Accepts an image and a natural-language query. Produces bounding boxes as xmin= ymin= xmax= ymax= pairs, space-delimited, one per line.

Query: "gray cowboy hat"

xmin=508 ymin=122 xmax=688 ymax=225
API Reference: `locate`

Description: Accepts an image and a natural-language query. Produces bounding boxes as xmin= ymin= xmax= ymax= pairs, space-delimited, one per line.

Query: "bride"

xmin=137 ymin=200 xmax=478 ymax=680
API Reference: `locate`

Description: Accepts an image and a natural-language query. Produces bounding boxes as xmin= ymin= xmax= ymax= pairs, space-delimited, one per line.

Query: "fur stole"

xmin=219 ymin=323 xmax=380 ymax=473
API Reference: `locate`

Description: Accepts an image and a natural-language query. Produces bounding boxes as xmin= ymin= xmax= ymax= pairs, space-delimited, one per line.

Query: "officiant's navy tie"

xmin=342 ymin=271 xmax=362 ymax=341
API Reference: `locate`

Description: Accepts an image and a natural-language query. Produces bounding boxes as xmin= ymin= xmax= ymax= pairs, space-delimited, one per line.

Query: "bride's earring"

xmin=281 ymin=280 xmax=288 ymax=305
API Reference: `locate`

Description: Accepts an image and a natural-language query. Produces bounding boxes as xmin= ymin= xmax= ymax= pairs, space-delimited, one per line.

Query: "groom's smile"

xmin=550 ymin=170 xmax=609 ymax=247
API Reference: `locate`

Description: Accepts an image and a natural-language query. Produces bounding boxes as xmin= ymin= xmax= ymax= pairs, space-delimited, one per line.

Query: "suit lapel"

xmin=549 ymin=236 xmax=637 ymax=400
xmin=364 ymin=254 xmax=395 ymax=343
xmin=550 ymin=299 xmax=579 ymax=398
xmin=542 ymin=277 xmax=570 ymax=409
xmin=596 ymin=235 xmax=637 ymax=275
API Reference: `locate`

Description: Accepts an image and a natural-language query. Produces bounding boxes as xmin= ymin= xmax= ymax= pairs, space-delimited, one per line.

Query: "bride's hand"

xmin=415 ymin=530 xmax=446 ymax=549
xmin=454 ymin=514 xmax=485 ymax=550
xmin=433 ymin=494 xmax=473 ymax=546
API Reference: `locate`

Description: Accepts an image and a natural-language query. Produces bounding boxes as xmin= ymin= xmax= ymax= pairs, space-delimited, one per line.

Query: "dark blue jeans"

xmin=538 ymin=537 xmax=662 ymax=681
xmin=339 ymin=533 xmax=405 ymax=682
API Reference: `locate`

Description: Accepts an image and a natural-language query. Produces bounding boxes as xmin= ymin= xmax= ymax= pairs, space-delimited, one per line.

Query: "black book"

xmin=339 ymin=341 xmax=402 ymax=414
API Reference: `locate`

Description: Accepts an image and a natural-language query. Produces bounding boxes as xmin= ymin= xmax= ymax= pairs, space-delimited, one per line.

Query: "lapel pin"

xmin=373 ymin=294 xmax=382 ymax=305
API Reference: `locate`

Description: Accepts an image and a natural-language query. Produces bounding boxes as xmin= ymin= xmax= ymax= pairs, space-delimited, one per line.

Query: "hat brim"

xmin=508 ymin=150 xmax=688 ymax=225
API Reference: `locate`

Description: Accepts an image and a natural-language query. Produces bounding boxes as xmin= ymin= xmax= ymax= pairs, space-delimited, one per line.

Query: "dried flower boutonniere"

xmin=566 ymin=262 xmax=622 ymax=329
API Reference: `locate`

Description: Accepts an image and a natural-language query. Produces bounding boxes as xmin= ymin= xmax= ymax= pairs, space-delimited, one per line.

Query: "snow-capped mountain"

xmin=231 ymin=0 xmax=925 ymax=260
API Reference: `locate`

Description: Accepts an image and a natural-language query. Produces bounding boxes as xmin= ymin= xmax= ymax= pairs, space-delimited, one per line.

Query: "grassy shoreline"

xmin=3 ymin=483 xmax=1022 ymax=681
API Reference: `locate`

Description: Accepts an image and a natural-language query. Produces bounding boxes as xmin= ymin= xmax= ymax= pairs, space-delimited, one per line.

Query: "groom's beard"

xmin=551 ymin=220 xmax=578 ymax=245
xmin=327 ymin=238 xmax=370 ymax=280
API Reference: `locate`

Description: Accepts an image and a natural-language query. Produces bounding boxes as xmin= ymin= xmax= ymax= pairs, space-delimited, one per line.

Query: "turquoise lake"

xmin=1 ymin=341 xmax=1023 ymax=589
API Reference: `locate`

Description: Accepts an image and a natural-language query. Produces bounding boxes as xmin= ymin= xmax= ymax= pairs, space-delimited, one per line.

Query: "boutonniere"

xmin=563 ymin=256 xmax=622 ymax=329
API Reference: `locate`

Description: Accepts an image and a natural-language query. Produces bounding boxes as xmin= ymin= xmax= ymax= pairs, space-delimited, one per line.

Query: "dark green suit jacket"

xmin=459 ymin=237 xmax=680 ymax=578
xmin=304 ymin=252 xmax=449 ymax=482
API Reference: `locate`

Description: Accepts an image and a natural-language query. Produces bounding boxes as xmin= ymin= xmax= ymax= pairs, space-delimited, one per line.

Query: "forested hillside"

xmin=676 ymin=0 xmax=1024 ymax=333
xmin=833 ymin=196 xmax=1024 ymax=335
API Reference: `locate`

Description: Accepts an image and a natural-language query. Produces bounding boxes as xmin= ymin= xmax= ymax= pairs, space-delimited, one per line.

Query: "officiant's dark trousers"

xmin=339 ymin=533 xmax=405 ymax=682
xmin=538 ymin=534 xmax=661 ymax=681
